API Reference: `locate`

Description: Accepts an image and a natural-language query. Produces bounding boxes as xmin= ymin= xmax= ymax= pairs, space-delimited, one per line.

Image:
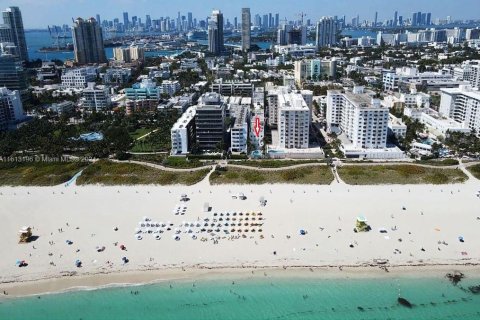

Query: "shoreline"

xmin=2 ymin=263 xmax=480 ymax=299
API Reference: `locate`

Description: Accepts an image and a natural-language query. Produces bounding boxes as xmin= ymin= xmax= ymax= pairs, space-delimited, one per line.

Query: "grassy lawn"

xmin=210 ymin=166 xmax=334 ymax=185
xmin=130 ymin=154 xmax=212 ymax=169
xmin=231 ymin=160 xmax=326 ymax=168
xmin=129 ymin=154 xmax=167 ymax=164
xmin=338 ymin=165 xmax=468 ymax=185
xmin=467 ymin=164 xmax=480 ymax=179
xmin=129 ymin=141 xmax=163 ymax=153
xmin=0 ymin=161 xmax=87 ymax=186
xmin=76 ymin=160 xmax=210 ymax=186
xmin=129 ymin=128 xmax=154 ymax=140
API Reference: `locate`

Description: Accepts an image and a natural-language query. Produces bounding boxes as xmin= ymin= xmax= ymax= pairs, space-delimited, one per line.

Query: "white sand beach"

xmin=1 ymin=177 xmax=480 ymax=297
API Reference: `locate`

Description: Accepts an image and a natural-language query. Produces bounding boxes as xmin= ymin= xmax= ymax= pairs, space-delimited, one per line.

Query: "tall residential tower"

xmin=241 ymin=8 xmax=251 ymax=51
xmin=208 ymin=10 xmax=224 ymax=56
xmin=2 ymin=6 xmax=28 ymax=61
xmin=72 ymin=17 xmax=106 ymax=65
xmin=316 ymin=17 xmax=338 ymax=50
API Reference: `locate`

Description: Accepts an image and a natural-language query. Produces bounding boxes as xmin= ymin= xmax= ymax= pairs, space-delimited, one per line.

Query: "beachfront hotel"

xmin=440 ymin=85 xmax=480 ymax=133
xmin=277 ymin=91 xmax=310 ymax=150
xmin=327 ymin=86 xmax=404 ymax=159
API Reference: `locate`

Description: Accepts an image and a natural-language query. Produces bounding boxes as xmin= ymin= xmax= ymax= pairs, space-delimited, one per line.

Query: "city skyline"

xmin=0 ymin=0 xmax=479 ymax=29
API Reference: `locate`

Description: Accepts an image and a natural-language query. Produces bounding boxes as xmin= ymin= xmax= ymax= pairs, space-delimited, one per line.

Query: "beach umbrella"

xmin=300 ymin=230 xmax=306 ymax=235
xmin=15 ymin=260 xmax=22 ymax=266
xmin=191 ymin=235 xmax=197 ymax=239
xmin=136 ymin=235 xmax=143 ymax=240
xmin=155 ymin=235 xmax=161 ymax=240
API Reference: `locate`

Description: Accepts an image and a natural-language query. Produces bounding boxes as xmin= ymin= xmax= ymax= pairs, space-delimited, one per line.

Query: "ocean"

xmin=1 ymin=274 xmax=480 ymax=319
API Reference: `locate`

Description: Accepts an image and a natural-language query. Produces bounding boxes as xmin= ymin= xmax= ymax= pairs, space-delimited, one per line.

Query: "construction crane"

xmin=297 ymin=12 xmax=307 ymax=25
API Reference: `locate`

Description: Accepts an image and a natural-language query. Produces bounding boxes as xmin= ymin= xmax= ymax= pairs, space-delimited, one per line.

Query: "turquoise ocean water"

xmin=1 ymin=274 xmax=480 ymax=320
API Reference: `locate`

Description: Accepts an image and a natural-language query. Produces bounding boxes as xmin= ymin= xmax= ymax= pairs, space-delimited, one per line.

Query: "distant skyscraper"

xmin=123 ymin=12 xmax=130 ymax=30
xmin=96 ymin=14 xmax=101 ymax=25
xmin=241 ymin=8 xmax=251 ymax=51
xmin=145 ymin=15 xmax=151 ymax=29
xmin=72 ymin=17 xmax=106 ymax=64
xmin=277 ymin=24 xmax=291 ymax=45
xmin=426 ymin=13 xmax=432 ymax=25
xmin=275 ymin=14 xmax=280 ymax=27
xmin=316 ymin=17 xmax=338 ymax=49
xmin=417 ymin=11 xmax=422 ymax=25
xmin=262 ymin=14 xmax=268 ymax=29
xmin=234 ymin=17 xmax=238 ymax=29
xmin=208 ymin=10 xmax=224 ymax=56
xmin=394 ymin=11 xmax=398 ymax=26
xmin=123 ymin=12 xmax=129 ymax=30
xmin=268 ymin=13 xmax=272 ymax=28
xmin=2 ymin=6 xmax=28 ymax=61
xmin=374 ymin=11 xmax=378 ymax=27
xmin=412 ymin=12 xmax=418 ymax=26
xmin=187 ymin=12 xmax=193 ymax=30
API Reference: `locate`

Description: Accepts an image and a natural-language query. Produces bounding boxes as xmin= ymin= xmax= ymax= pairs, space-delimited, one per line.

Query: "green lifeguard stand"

xmin=354 ymin=216 xmax=370 ymax=232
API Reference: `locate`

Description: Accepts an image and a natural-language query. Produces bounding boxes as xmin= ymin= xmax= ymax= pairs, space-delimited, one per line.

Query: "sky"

xmin=0 ymin=0 xmax=479 ymax=28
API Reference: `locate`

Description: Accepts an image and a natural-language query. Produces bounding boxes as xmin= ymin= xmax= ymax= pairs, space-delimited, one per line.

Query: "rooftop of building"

xmin=230 ymin=105 xmax=248 ymax=128
xmin=389 ymin=114 xmax=407 ymax=127
xmin=441 ymin=85 xmax=480 ymax=99
xmin=198 ymin=92 xmax=225 ymax=108
xmin=278 ymin=92 xmax=309 ymax=111
xmin=344 ymin=91 xmax=383 ymax=109
xmin=172 ymin=106 xmax=196 ymax=130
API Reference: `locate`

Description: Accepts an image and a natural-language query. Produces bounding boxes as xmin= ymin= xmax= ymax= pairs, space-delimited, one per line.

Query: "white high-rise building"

xmin=61 ymin=67 xmax=97 ymax=89
xmin=171 ymin=106 xmax=196 ymax=155
xmin=316 ymin=17 xmax=338 ymax=49
xmin=294 ymin=58 xmax=337 ymax=85
xmin=453 ymin=60 xmax=480 ymax=89
xmin=277 ymin=92 xmax=310 ymax=149
xmin=159 ymin=80 xmax=180 ymax=97
xmin=327 ymin=86 xmax=389 ymax=150
xmin=440 ymin=85 xmax=480 ymax=133
xmin=82 ymin=82 xmax=111 ymax=111
xmin=230 ymin=105 xmax=249 ymax=153
xmin=267 ymin=86 xmax=289 ymax=126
